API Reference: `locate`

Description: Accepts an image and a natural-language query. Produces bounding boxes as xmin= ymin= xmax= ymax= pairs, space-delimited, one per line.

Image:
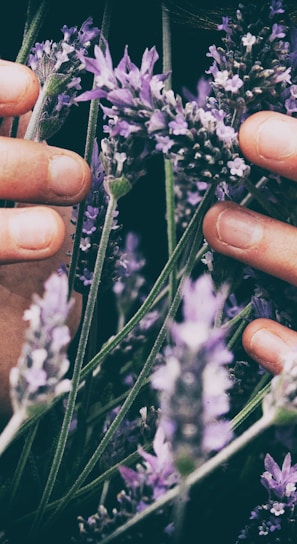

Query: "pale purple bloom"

xmin=215 ymin=123 xmax=237 ymax=143
xmin=168 ymin=113 xmax=188 ymax=135
xmin=10 ymin=272 xmax=73 ymax=413
xmin=151 ymin=275 xmax=233 ymax=475
xmin=119 ymin=426 xmax=179 ymax=505
xmin=73 ymin=138 xmax=121 ymax=293
xmin=227 ymin=157 xmax=249 ymax=177
xmin=27 ymin=18 xmax=99 ymax=140
xmin=242 ymin=32 xmax=257 ymax=52
xmin=269 ymin=23 xmax=286 ymax=41
xmin=217 ymin=16 xmax=233 ymax=37
xmin=269 ymin=0 xmax=285 ymax=18
xmin=261 ymin=453 xmax=297 ymax=502
xmin=237 ymin=450 xmax=297 ymax=541
xmin=224 ymin=74 xmax=244 ymax=93
xmin=273 ymin=67 xmax=292 ymax=84
xmin=77 ymin=39 xmax=244 ymax=193
xmin=182 ymin=76 xmax=211 ymax=107
xmin=113 ymin=232 xmax=147 ymax=320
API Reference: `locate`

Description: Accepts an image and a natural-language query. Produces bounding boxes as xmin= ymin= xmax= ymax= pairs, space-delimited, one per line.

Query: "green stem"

xmin=14 ymin=444 xmax=152 ymax=527
xmin=7 ymin=422 xmax=39 ymax=511
xmin=29 ymin=195 xmax=118 ymax=535
xmin=23 ymin=84 xmax=48 ymax=141
xmin=164 ymin=158 xmax=176 ymax=303
xmin=231 ymin=381 xmax=271 ymax=432
xmin=98 ymin=414 xmax=273 ymax=544
xmin=162 ymin=5 xmax=176 ymax=303
xmin=15 ymin=1 xmax=49 ymax=65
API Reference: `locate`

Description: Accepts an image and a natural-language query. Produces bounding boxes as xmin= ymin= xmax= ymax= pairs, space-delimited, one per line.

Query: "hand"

xmin=203 ymin=111 xmax=297 ymax=376
xmin=0 ymin=60 xmax=91 ymax=417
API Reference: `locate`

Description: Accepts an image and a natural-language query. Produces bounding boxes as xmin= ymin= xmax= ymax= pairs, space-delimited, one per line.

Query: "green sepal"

xmin=270 ymin=406 xmax=297 ymax=426
xmin=104 ymin=175 xmax=132 ymax=201
xmin=263 ymin=393 xmax=297 ymax=426
xmin=174 ymin=452 xmax=197 ymax=477
xmin=45 ymin=73 xmax=72 ymax=97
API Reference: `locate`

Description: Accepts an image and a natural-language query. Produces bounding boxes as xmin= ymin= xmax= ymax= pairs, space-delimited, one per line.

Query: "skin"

xmin=203 ymin=110 xmax=297 ymax=376
xmin=0 ymin=60 xmax=91 ymax=417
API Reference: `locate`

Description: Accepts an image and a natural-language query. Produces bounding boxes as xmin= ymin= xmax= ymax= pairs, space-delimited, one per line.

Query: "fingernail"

xmin=0 ymin=65 xmax=30 ymax=103
xmin=256 ymin=118 xmax=297 ymax=159
xmin=216 ymin=207 xmax=263 ymax=248
xmin=10 ymin=209 xmax=56 ymax=250
xmin=249 ymin=329 xmax=290 ymax=373
xmin=48 ymin=155 xmax=85 ymax=197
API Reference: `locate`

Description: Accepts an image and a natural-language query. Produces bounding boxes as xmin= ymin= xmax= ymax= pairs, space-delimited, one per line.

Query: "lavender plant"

xmin=2 ymin=1 xmax=297 ymax=544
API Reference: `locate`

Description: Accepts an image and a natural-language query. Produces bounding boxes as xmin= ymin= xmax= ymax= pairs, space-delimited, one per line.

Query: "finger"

xmin=0 ymin=60 xmax=39 ymax=117
xmin=242 ymin=318 xmax=297 ymax=374
xmin=202 ymin=201 xmax=297 ymax=286
xmin=0 ymin=206 xmax=65 ymax=263
xmin=0 ymin=137 xmax=92 ymax=204
xmin=239 ymin=111 xmax=297 ymax=181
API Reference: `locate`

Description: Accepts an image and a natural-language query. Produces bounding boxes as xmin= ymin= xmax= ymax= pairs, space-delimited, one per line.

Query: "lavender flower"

xmin=77 ymin=426 xmax=179 ymax=542
xmin=151 ymin=274 xmax=233 ymax=476
xmin=113 ymin=232 xmax=147 ymax=322
xmin=261 ymin=452 xmax=297 ymax=502
xmin=76 ymin=37 xmax=250 ymax=210
xmin=208 ymin=1 xmax=292 ymax=122
xmin=237 ymin=452 xmax=297 ymax=541
xmin=72 ymin=138 xmax=122 ymax=293
xmin=27 ymin=17 xmax=100 ymax=141
xmin=9 ymin=271 xmax=73 ymax=414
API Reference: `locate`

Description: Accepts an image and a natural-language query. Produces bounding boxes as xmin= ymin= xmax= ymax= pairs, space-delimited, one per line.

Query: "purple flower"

xmin=217 ymin=16 xmax=233 ymax=37
xmin=10 ymin=272 xmax=73 ymax=413
xmin=269 ymin=23 xmax=286 ymax=41
xmin=151 ymin=275 xmax=233 ymax=475
xmin=72 ymin=139 xmax=122 ymax=294
xmin=261 ymin=452 xmax=297 ymax=502
xmin=269 ymin=0 xmax=285 ymax=18
xmin=236 ymin=450 xmax=297 ymax=541
xmin=27 ymin=18 xmax=99 ymax=140
xmin=119 ymin=426 xmax=179 ymax=505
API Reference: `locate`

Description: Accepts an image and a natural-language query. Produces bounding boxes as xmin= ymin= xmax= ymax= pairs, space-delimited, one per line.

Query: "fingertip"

xmin=242 ymin=318 xmax=297 ymax=375
xmin=1 ymin=206 xmax=66 ymax=263
xmin=0 ymin=60 xmax=40 ymax=116
xmin=239 ymin=111 xmax=297 ymax=181
xmin=238 ymin=111 xmax=268 ymax=159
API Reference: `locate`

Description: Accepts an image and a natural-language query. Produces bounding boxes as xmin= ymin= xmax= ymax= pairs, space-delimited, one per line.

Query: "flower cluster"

xmin=209 ymin=1 xmax=291 ymax=122
xmin=151 ymin=274 xmax=233 ymax=475
xmin=10 ymin=271 xmax=73 ymax=414
xmin=237 ymin=452 xmax=297 ymax=541
xmin=72 ymin=138 xmax=122 ymax=292
xmin=76 ymin=36 xmax=249 ymax=214
xmin=77 ymin=426 xmax=179 ymax=543
xmin=27 ymin=17 xmax=100 ymax=141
